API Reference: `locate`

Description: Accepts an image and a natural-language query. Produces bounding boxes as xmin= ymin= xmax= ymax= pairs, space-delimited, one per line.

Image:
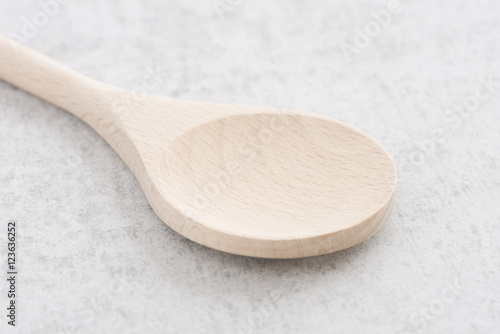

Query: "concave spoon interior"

xmin=0 ymin=35 xmax=397 ymax=258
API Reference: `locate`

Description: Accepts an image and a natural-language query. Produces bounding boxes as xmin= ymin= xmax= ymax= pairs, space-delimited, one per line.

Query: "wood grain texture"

xmin=0 ymin=35 xmax=397 ymax=258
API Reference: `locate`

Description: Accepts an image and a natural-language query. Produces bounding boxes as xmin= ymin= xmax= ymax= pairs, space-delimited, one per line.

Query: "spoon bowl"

xmin=156 ymin=112 xmax=396 ymax=257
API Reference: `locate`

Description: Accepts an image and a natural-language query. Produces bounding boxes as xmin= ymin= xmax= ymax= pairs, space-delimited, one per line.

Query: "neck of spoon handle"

xmin=0 ymin=35 xmax=146 ymax=177
xmin=0 ymin=35 xmax=117 ymax=122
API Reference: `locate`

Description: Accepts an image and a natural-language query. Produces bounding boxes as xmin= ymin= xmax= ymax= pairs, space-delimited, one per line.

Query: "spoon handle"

xmin=0 ymin=35 xmax=117 ymax=125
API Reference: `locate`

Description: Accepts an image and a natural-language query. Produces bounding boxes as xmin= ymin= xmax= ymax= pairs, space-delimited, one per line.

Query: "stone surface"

xmin=1 ymin=0 xmax=499 ymax=333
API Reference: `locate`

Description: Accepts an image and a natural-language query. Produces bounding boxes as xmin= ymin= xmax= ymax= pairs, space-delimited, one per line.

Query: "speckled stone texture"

xmin=1 ymin=0 xmax=499 ymax=333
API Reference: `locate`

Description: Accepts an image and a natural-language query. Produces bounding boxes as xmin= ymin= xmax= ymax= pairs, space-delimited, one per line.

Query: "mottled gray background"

xmin=1 ymin=0 xmax=499 ymax=333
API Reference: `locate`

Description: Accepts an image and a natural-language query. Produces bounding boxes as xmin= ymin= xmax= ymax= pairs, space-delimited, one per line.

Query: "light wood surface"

xmin=0 ymin=35 xmax=397 ymax=258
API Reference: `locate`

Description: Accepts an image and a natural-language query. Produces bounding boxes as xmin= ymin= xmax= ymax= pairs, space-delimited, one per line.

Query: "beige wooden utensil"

xmin=0 ymin=35 xmax=397 ymax=258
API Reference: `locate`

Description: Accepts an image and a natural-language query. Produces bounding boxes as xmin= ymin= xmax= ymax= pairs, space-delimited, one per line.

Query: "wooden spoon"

xmin=0 ymin=35 xmax=397 ymax=258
